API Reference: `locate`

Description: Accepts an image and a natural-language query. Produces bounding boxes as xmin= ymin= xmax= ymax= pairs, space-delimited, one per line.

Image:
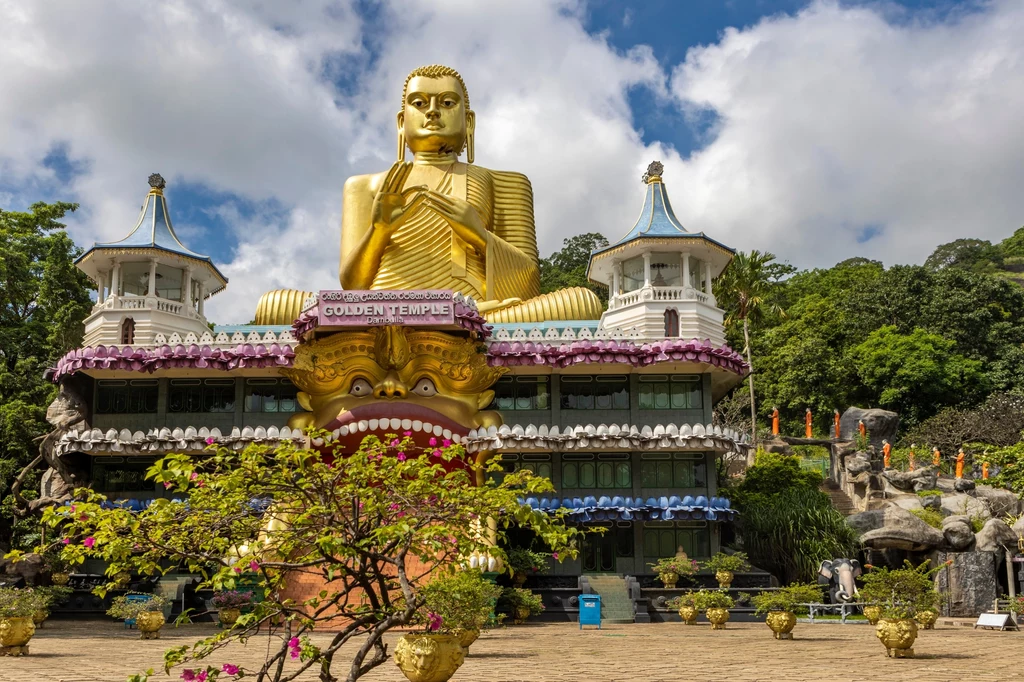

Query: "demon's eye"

xmin=349 ymin=378 xmax=373 ymax=396
xmin=412 ymin=378 xmax=437 ymax=397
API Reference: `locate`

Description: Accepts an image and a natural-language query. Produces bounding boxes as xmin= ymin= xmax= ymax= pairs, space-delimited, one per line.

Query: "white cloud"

xmin=669 ymin=0 xmax=1024 ymax=268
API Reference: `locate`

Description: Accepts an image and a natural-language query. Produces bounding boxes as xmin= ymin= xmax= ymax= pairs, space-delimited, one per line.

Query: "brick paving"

xmin=3 ymin=619 xmax=1022 ymax=682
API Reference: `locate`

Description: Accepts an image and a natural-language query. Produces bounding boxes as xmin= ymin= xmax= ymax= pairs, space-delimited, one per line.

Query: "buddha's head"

xmin=284 ymin=327 xmax=504 ymax=455
xmin=398 ymin=64 xmax=475 ymax=162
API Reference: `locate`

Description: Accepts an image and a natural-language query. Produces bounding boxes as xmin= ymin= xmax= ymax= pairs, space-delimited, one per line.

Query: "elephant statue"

xmin=817 ymin=558 xmax=862 ymax=603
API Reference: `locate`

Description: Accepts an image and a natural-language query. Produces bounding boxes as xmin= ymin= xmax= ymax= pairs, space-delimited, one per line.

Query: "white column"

xmin=147 ymin=258 xmax=158 ymax=297
xmin=681 ymin=253 xmax=690 ymax=293
xmin=111 ymin=263 xmax=121 ymax=297
xmin=182 ymin=267 xmax=192 ymax=307
xmin=95 ymin=273 xmax=104 ymax=301
xmin=703 ymin=261 xmax=713 ymax=294
xmin=612 ymin=261 xmax=621 ymax=297
xmin=642 ymin=252 xmax=651 ymax=287
xmin=197 ymin=282 xmax=205 ymax=317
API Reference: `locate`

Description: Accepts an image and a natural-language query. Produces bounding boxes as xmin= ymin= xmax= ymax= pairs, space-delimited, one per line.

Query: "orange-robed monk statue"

xmin=254 ymin=64 xmax=602 ymax=325
xmin=956 ymin=448 xmax=965 ymax=479
xmin=833 ymin=409 xmax=840 ymax=439
xmin=882 ymin=439 xmax=891 ymax=468
xmin=932 ymin=447 xmax=941 ymax=468
xmin=771 ymin=407 xmax=780 ymax=436
xmin=805 ymin=408 xmax=813 ymax=438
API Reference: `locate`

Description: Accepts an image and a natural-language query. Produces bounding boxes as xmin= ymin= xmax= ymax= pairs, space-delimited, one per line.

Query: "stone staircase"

xmin=823 ymin=480 xmax=857 ymax=516
xmin=584 ymin=575 xmax=635 ymax=624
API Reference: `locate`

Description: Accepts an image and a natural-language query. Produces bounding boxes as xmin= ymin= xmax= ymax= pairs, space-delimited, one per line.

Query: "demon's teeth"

xmin=389 ymin=418 xmax=402 ymax=431
xmin=412 ymin=420 xmax=423 ymax=432
xmin=369 ymin=418 xmax=379 ymax=431
xmin=332 ymin=429 xmax=341 ymax=439
xmin=442 ymin=429 xmax=452 ymax=440
xmin=432 ymin=424 xmax=443 ymax=436
xmin=312 ymin=437 xmax=324 ymax=446
xmin=451 ymin=433 xmax=461 ymax=443
xmin=401 ymin=418 xmax=413 ymax=431
xmin=422 ymin=423 xmax=433 ymax=434
xmin=338 ymin=425 xmax=349 ymax=436
xmin=357 ymin=420 xmax=369 ymax=432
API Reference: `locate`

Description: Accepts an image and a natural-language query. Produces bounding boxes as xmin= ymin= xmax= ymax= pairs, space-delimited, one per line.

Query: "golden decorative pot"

xmin=677 ymin=605 xmax=698 ymax=624
xmin=706 ymin=608 xmax=730 ymax=630
xmin=915 ymin=610 xmax=938 ymax=630
xmin=219 ymin=608 xmax=241 ymax=627
xmin=456 ymin=628 xmax=479 ymax=655
xmin=715 ymin=571 xmax=734 ymax=588
xmin=876 ymin=618 xmax=917 ymax=658
xmin=765 ymin=610 xmax=796 ymax=639
xmin=0 ymin=616 xmax=36 ymax=656
xmin=659 ymin=572 xmax=679 ymax=588
xmin=862 ymin=605 xmax=881 ymax=625
xmin=513 ymin=607 xmax=531 ymax=625
xmin=394 ymin=633 xmax=465 ymax=682
xmin=32 ymin=610 xmax=48 ymax=627
xmin=136 ymin=611 xmax=165 ymax=640
xmin=51 ymin=572 xmax=70 ymax=586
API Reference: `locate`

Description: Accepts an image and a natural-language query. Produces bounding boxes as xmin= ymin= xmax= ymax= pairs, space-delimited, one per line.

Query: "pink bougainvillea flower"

xmin=196 ymin=673 xmax=208 ymax=682
xmin=83 ymin=536 xmax=95 ymax=549
xmin=233 ymin=566 xmax=242 ymax=574
xmin=389 ymin=503 xmax=400 ymax=511
xmin=426 ymin=612 xmax=443 ymax=631
xmin=442 ymin=438 xmax=451 ymax=447
xmin=390 ymin=438 xmax=400 ymax=447
xmin=79 ymin=514 xmax=89 ymax=521
xmin=180 ymin=670 xmax=196 ymax=682
xmin=69 ymin=504 xmax=76 ymax=513
xmin=164 ymin=482 xmax=173 ymax=489
xmin=205 ymin=436 xmax=216 ymax=445
xmin=428 ymin=437 xmax=437 ymax=446
xmin=289 ymin=637 xmax=300 ymax=647
xmin=190 ymin=472 xmax=199 ymax=480
xmin=403 ymin=431 xmax=412 ymax=436
xmin=432 ymin=449 xmax=441 ymax=457
xmin=61 ymin=537 xmax=70 ymax=545
xmin=552 ymin=552 xmax=559 ymax=560
xmin=288 ymin=636 xmax=301 ymax=659
xmin=221 ymin=663 xmax=240 ymax=675
xmin=396 ymin=452 xmax=406 ymax=461
xmin=249 ymin=560 xmax=260 ymax=572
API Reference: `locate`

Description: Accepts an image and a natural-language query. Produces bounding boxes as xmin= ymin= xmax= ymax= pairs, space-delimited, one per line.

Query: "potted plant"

xmin=418 ymin=569 xmax=502 ymax=655
xmin=107 ymin=593 xmax=169 ymax=640
xmin=33 ymin=586 xmax=73 ymax=627
xmin=211 ymin=589 xmax=253 ymax=627
xmin=497 ymin=587 xmax=544 ymax=625
xmin=505 ymin=548 xmax=549 ymax=586
xmin=861 ymin=603 xmax=882 ymax=625
xmin=43 ymin=547 xmax=71 ymax=586
xmin=751 ymin=583 xmax=823 ymax=640
xmin=667 ymin=591 xmax=700 ymax=625
xmin=702 ymin=552 xmax=751 ymax=588
xmin=692 ymin=589 xmax=734 ymax=630
xmin=0 ymin=588 xmax=47 ymax=655
xmin=394 ymin=597 xmax=466 ymax=682
xmin=859 ymin=560 xmax=949 ymax=658
xmin=649 ymin=555 xmax=699 ymax=588
xmin=1005 ymin=595 xmax=1024 ymax=625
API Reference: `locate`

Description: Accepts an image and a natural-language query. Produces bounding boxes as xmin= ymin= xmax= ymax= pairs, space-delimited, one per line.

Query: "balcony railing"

xmin=92 ymin=294 xmax=200 ymax=321
xmin=610 ymin=285 xmax=714 ymax=310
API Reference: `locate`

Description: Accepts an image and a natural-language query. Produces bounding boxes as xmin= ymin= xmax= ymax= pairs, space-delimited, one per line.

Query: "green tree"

xmin=714 ymin=250 xmax=789 ymax=442
xmin=924 ymin=238 xmax=1002 ymax=272
xmin=30 ymin=435 xmax=579 ymax=681
xmin=999 ymin=226 xmax=1024 ymax=258
xmin=538 ymin=232 xmax=609 ymax=304
xmin=0 ymin=201 xmax=93 ymax=551
xmin=849 ymin=326 xmax=986 ymax=426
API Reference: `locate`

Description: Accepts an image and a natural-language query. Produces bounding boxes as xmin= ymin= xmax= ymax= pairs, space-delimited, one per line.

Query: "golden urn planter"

xmin=32 ymin=610 xmax=48 ymax=627
xmin=394 ymin=633 xmax=465 ymax=682
xmin=456 ymin=628 xmax=479 ymax=655
xmin=915 ymin=610 xmax=938 ymax=630
xmin=706 ymin=608 xmax=730 ymax=630
xmin=0 ymin=616 xmax=36 ymax=656
xmin=765 ymin=610 xmax=796 ymax=639
xmin=659 ymin=572 xmax=679 ymax=588
xmin=677 ymin=605 xmax=698 ymax=625
xmin=50 ymin=572 xmax=70 ymax=586
xmin=862 ymin=605 xmax=881 ymax=625
xmin=715 ymin=571 xmax=734 ymax=588
xmin=136 ymin=611 xmax=165 ymax=640
xmin=876 ymin=618 xmax=917 ymax=658
xmin=513 ymin=606 xmax=531 ymax=625
xmin=219 ymin=608 xmax=241 ymax=627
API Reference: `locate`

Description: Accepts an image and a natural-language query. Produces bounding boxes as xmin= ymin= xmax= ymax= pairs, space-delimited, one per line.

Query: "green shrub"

xmin=910 ymin=508 xmax=944 ymax=529
xmin=915 ymin=489 xmax=942 ymax=498
xmin=666 ymin=591 xmax=700 ymax=609
xmin=859 ymin=560 xmax=946 ymax=620
xmin=418 ymin=569 xmax=502 ymax=633
xmin=703 ymin=552 xmax=751 ymax=574
xmin=691 ymin=589 xmax=734 ymax=610
xmin=751 ymin=583 xmax=823 ymax=615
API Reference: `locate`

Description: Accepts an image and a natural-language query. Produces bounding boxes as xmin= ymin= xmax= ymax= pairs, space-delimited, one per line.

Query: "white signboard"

xmin=974 ymin=613 xmax=1018 ymax=631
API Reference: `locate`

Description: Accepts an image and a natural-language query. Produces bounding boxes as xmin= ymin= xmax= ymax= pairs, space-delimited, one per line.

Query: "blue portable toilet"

xmin=579 ymin=593 xmax=602 ymax=630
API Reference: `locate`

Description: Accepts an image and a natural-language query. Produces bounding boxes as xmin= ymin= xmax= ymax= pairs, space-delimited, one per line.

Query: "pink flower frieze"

xmin=52 ymin=342 xmax=296 ymax=380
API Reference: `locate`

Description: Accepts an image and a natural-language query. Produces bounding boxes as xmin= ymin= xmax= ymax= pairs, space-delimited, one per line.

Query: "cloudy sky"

xmin=1 ymin=0 xmax=1021 ymax=323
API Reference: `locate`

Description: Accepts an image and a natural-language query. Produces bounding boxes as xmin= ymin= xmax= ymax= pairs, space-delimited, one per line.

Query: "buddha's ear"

xmin=465 ymin=110 xmax=476 ymax=163
xmin=396 ymin=112 xmax=405 ymax=162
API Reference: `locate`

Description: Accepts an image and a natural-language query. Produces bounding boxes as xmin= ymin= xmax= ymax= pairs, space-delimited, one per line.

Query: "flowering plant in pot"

xmin=107 ymin=593 xmax=169 ymax=639
xmin=858 ymin=560 xmax=949 ymax=658
xmin=0 ymin=588 xmax=48 ymax=655
xmin=691 ymin=589 xmax=735 ymax=630
xmin=506 ymin=548 xmax=549 ymax=585
xmin=498 ymin=587 xmax=544 ymax=624
xmin=212 ymin=590 xmax=253 ymax=627
xmin=33 ymin=585 xmax=73 ymax=627
xmin=751 ymin=583 xmax=822 ymax=639
xmin=667 ymin=591 xmax=701 ymax=624
xmin=701 ymin=552 xmax=750 ymax=588
xmin=417 ymin=569 xmax=502 ymax=652
xmin=650 ymin=556 xmax=699 ymax=588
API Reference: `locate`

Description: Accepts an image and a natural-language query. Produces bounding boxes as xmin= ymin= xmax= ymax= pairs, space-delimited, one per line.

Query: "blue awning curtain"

xmin=520 ymin=495 xmax=736 ymax=522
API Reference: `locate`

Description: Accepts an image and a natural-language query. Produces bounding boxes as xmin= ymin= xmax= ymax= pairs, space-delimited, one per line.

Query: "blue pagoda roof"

xmin=76 ymin=174 xmax=227 ymax=286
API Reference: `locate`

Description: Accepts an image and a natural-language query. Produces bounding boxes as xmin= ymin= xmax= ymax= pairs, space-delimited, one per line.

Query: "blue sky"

xmin=1 ymin=0 xmax=1021 ymax=322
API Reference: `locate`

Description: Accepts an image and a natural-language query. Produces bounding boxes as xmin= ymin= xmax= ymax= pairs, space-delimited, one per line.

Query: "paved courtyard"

xmin=3 ymin=619 xmax=1021 ymax=682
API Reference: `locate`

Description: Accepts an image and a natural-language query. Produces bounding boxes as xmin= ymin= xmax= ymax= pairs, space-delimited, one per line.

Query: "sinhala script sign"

xmin=319 ymin=290 xmax=456 ymax=326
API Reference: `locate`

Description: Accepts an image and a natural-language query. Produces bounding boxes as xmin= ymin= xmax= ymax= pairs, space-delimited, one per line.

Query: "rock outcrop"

xmin=839 ymin=407 xmax=898 ymax=446
xmin=974 ymin=518 xmax=1018 ymax=552
xmin=935 ymin=551 xmax=999 ymax=617
xmin=881 ymin=467 xmax=937 ymax=492
xmin=941 ymin=516 xmax=975 ymax=551
xmin=852 ymin=506 xmax=945 ymax=551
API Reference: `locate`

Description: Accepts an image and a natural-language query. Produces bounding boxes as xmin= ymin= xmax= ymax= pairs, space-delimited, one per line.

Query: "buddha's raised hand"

xmin=370 ymin=162 xmax=427 ymax=238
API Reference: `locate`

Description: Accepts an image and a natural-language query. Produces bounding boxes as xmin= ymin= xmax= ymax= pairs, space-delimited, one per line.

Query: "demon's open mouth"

xmin=315 ymin=403 xmax=471 ymax=450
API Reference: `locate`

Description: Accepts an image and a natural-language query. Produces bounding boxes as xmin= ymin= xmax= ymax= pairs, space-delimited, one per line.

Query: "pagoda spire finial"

xmin=642 ymin=160 xmax=664 ymax=185
xmin=148 ymin=173 xmax=166 ymax=194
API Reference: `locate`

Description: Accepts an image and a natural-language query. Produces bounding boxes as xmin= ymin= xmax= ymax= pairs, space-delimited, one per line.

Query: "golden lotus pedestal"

xmin=137 ymin=612 xmax=165 ymax=640
xmin=677 ymin=606 xmax=698 ymax=625
xmin=765 ymin=611 xmax=796 ymax=640
xmin=659 ymin=572 xmax=679 ymax=588
xmin=395 ymin=633 xmax=465 ymax=682
xmin=706 ymin=608 xmax=730 ymax=630
xmin=876 ymin=619 xmax=917 ymax=658
xmin=0 ymin=617 xmax=36 ymax=656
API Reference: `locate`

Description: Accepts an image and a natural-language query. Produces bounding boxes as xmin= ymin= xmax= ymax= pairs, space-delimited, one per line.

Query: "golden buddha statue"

xmin=255 ymin=64 xmax=601 ymax=324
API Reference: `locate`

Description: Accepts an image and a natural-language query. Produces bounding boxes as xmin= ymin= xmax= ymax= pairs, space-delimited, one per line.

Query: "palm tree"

xmin=714 ymin=250 xmax=787 ymax=444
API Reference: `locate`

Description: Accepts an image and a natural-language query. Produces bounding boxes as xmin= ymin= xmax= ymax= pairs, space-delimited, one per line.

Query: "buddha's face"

xmin=400 ymin=75 xmax=475 ymax=156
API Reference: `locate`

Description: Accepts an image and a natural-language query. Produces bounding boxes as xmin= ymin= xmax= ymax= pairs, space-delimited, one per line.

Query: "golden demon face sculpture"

xmin=284 ymin=327 xmax=505 ymax=451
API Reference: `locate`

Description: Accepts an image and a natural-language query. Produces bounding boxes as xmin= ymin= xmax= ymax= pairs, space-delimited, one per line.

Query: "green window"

xmin=168 ymin=379 xmax=236 ymax=413
xmin=638 ymin=375 xmax=702 ymax=410
xmin=244 ymin=379 xmax=298 ymax=413
xmin=642 ymin=523 xmax=710 ymax=559
xmin=91 ymin=457 xmax=157 ymax=493
xmin=560 ymin=375 xmax=629 ymax=410
xmin=640 ymin=453 xmax=707 ymax=488
xmin=562 ymin=455 xmax=631 ymax=489
xmin=95 ymin=379 xmax=158 ymax=414
xmin=487 ymin=455 xmax=552 ymax=485
xmin=491 ymin=376 xmax=550 ymax=411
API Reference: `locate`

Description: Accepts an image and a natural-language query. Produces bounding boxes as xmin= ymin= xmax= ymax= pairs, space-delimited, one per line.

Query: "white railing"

xmin=610 ymin=286 xmax=713 ymax=309
xmin=94 ymin=295 xmax=198 ymax=319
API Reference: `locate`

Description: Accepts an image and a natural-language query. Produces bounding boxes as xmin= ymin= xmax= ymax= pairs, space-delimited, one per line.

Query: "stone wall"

xmin=934 ymin=550 xmax=998 ymax=617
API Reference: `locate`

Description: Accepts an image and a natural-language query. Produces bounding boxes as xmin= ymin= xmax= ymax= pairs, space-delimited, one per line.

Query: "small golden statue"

xmin=255 ymin=65 xmax=602 ymax=324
